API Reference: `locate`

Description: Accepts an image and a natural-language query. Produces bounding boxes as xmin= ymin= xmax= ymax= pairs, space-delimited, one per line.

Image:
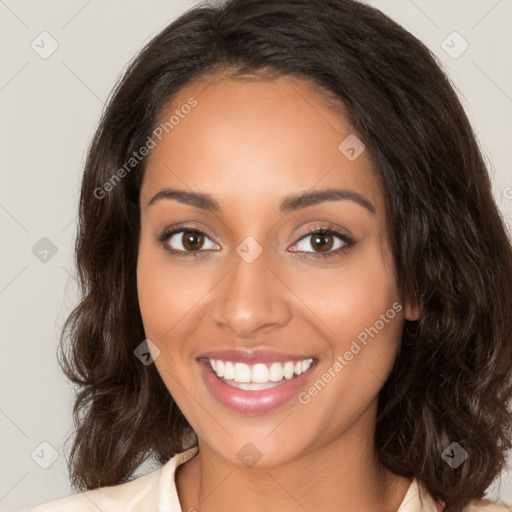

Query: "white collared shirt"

xmin=28 ymin=446 xmax=511 ymax=512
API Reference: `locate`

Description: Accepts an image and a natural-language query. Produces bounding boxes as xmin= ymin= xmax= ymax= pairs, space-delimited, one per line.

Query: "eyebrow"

xmin=147 ymin=187 xmax=375 ymax=214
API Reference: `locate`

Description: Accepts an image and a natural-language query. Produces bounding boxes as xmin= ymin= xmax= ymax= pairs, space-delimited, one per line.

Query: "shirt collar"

xmin=397 ymin=478 xmax=441 ymax=512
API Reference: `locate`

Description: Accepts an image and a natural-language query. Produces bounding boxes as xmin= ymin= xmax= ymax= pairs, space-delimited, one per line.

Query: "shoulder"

xmin=27 ymin=466 xmax=162 ymax=512
xmin=415 ymin=478 xmax=511 ymax=512
xmin=463 ymin=499 xmax=512 ymax=511
xmin=27 ymin=446 xmax=199 ymax=512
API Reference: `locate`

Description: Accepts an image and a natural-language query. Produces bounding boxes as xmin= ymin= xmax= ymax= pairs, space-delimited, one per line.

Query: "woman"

xmin=29 ymin=0 xmax=512 ymax=511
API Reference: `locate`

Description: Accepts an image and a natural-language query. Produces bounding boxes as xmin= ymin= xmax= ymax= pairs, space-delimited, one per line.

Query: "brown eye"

xmin=289 ymin=228 xmax=349 ymax=255
xmin=182 ymin=231 xmax=204 ymax=251
xmin=160 ymin=228 xmax=220 ymax=254
xmin=310 ymin=233 xmax=334 ymax=252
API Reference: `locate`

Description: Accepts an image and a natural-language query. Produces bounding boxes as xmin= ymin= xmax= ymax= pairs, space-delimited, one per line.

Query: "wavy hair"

xmin=59 ymin=0 xmax=512 ymax=510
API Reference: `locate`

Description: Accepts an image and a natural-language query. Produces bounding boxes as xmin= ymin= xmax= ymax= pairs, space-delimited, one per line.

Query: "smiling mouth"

xmin=199 ymin=357 xmax=317 ymax=390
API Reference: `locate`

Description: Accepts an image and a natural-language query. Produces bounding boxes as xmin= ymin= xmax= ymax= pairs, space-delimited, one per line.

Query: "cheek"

xmin=136 ymin=234 xmax=184 ymax=340
xmin=289 ymin=243 xmax=404 ymax=403
xmin=136 ymin=241 xmax=198 ymax=394
xmin=292 ymin=281 xmax=403 ymax=426
xmin=290 ymin=248 xmax=400 ymax=340
xmin=136 ymin=234 xmax=215 ymax=351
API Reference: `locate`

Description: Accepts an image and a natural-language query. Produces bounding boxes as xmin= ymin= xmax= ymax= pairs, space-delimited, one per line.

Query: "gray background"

xmin=1 ymin=0 xmax=511 ymax=510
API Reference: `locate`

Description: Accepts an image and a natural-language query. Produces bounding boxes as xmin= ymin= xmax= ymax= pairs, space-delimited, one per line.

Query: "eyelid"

xmin=156 ymin=223 xmax=219 ymax=256
xmin=292 ymin=222 xmax=352 ymax=241
xmin=157 ymin=222 xmax=355 ymax=258
xmin=288 ymin=223 xmax=355 ymax=258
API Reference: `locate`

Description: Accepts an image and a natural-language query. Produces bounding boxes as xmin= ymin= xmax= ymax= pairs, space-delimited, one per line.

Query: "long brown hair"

xmin=59 ymin=1 xmax=512 ymax=510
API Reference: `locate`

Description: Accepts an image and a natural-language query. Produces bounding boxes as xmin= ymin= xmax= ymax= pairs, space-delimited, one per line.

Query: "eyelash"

xmin=156 ymin=224 xmax=355 ymax=260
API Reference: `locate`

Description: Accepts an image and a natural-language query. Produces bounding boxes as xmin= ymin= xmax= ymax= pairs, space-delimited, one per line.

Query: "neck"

xmin=176 ymin=406 xmax=412 ymax=512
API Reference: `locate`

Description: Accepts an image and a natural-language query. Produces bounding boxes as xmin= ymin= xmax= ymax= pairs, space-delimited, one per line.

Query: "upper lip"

xmin=197 ymin=349 xmax=316 ymax=364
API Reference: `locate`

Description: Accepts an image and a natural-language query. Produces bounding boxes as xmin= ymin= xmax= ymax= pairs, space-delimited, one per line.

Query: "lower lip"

xmin=198 ymin=359 xmax=317 ymax=414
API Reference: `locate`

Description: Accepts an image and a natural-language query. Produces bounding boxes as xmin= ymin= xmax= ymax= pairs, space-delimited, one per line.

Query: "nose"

xmin=211 ymin=248 xmax=292 ymax=339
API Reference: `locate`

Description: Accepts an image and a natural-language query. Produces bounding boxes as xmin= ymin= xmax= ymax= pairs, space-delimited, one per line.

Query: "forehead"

xmin=140 ymin=74 xmax=382 ymax=214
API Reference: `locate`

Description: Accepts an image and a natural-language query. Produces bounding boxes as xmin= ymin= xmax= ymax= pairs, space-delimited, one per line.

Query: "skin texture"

xmin=137 ymin=73 xmax=418 ymax=512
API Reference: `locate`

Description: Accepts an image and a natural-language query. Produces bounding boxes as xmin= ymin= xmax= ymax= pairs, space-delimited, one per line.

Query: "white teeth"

xmin=283 ymin=361 xmax=295 ymax=379
xmin=224 ymin=380 xmax=285 ymax=391
xmin=224 ymin=361 xmax=234 ymax=380
xmin=234 ymin=362 xmax=251 ymax=383
xmin=207 ymin=357 xmax=314 ymax=384
xmin=269 ymin=362 xmax=284 ymax=382
xmin=252 ymin=363 xmax=269 ymax=383
xmin=302 ymin=359 xmax=313 ymax=373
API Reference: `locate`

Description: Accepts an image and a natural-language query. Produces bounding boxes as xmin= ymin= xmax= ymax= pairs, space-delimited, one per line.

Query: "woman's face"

xmin=137 ymin=73 xmax=413 ymax=467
